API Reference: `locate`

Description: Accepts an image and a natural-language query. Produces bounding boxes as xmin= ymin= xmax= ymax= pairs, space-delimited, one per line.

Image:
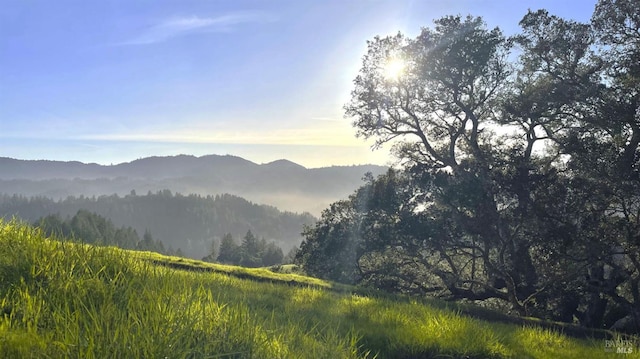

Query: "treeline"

xmin=203 ymin=231 xmax=290 ymax=267
xmin=36 ymin=209 xmax=172 ymax=255
xmin=0 ymin=191 xmax=316 ymax=259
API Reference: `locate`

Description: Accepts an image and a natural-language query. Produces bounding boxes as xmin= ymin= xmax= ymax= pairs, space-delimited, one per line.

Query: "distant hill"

xmin=0 ymin=155 xmax=388 ymax=215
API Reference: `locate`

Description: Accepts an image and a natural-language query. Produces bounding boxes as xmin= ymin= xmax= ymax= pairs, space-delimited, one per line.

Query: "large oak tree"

xmin=297 ymin=1 xmax=640 ymax=331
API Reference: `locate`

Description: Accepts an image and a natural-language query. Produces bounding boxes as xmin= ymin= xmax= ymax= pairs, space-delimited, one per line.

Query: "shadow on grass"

xmin=144 ymin=251 xmax=637 ymax=344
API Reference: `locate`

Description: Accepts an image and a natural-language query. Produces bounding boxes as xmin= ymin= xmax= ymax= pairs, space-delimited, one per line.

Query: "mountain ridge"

xmin=0 ymin=154 xmax=383 ymax=179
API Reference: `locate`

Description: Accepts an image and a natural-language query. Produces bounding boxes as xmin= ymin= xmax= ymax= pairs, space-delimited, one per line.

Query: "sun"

xmin=383 ymin=57 xmax=406 ymax=81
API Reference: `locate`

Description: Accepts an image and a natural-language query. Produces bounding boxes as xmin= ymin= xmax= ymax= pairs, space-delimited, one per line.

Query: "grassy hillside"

xmin=0 ymin=219 xmax=635 ymax=358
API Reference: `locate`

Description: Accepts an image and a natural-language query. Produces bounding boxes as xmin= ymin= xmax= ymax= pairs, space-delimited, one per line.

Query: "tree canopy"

xmin=213 ymin=231 xmax=284 ymax=268
xmin=297 ymin=1 xmax=640 ymax=333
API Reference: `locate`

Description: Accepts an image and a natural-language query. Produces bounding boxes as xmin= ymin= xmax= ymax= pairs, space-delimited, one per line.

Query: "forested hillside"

xmin=37 ymin=209 xmax=174 ymax=256
xmin=0 ymin=191 xmax=315 ymax=259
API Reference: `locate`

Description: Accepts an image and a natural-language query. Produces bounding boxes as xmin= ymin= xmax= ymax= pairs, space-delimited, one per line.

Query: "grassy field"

xmin=0 ymin=219 xmax=637 ymax=358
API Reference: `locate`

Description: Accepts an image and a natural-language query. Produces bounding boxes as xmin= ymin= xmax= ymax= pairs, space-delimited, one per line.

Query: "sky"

xmin=0 ymin=0 xmax=597 ymax=168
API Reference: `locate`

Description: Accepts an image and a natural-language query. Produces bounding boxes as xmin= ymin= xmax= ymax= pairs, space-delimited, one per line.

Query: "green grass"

xmin=0 ymin=219 xmax=637 ymax=358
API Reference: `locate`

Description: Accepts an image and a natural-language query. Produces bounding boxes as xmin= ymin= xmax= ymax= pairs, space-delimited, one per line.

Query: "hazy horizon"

xmin=0 ymin=151 xmax=391 ymax=169
xmin=1 ymin=0 xmax=596 ymax=168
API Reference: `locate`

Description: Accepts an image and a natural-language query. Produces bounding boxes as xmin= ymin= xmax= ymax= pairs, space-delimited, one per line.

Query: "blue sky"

xmin=1 ymin=0 xmax=597 ymax=168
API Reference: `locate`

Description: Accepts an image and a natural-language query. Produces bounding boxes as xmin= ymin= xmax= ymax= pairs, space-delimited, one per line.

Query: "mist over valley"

xmin=0 ymin=154 xmax=387 ymax=215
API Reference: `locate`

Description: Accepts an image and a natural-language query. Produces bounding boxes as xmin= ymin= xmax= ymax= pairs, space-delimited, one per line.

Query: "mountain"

xmin=0 ymin=155 xmax=388 ymax=215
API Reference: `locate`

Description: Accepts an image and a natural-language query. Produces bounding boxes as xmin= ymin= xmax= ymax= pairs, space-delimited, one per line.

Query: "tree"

xmin=262 ymin=241 xmax=284 ymax=267
xmin=70 ymin=209 xmax=113 ymax=245
xmin=113 ymin=227 xmax=138 ymax=249
xmin=240 ymin=230 xmax=263 ymax=267
xmin=347 ymin=15 xmax=510 ymax=170
xmin=586 ymin=0 xmax=640 ymax=331
xmin=512 ymin=4 xmax=640 ymax=331
xmin=296 ymin=199 xmax=364 ymax=284
xmin=137 ymin=229 xmax=162 ymax=252
xmin=299 ymin=7 xmax=640 ymax=331
xmin=344 ymin=14 xmax=551 ymax=314
xmin=36 ymin=214 xmax=69 ymax=239
xmin=297 ymin=170 xmax=428 ymax=290
xmin=217 ymin=233 xmax=240 ymax=265
xmin=201 ymin=239 xmax=218 ymax=263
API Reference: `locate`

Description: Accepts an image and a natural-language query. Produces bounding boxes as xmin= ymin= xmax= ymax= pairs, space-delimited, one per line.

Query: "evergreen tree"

xmin=217 ymin=233 xmax=240 ymax=264
xmin=201 ymin=239 xmax=218 ymax=263
xmin=37 ymin=214 xmax=69 ymax=239
xmin=137 ymin=229 xmax=157 ymax=251
xmin=114 ymin=227 xmax=138 ymax=249
xmin=262 ymin=241 xmax=284 ymax=267
xmin=240 ymin=230 xmax=263 ymax=267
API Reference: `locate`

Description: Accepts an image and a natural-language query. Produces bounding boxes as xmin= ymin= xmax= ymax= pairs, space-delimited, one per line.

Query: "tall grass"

xmin=0 ymin=219 xmax=635 ymax=358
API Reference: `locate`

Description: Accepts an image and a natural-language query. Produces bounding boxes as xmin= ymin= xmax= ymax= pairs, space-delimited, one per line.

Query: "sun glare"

xmin=383 ymin=58 xmax=406 ymax=81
